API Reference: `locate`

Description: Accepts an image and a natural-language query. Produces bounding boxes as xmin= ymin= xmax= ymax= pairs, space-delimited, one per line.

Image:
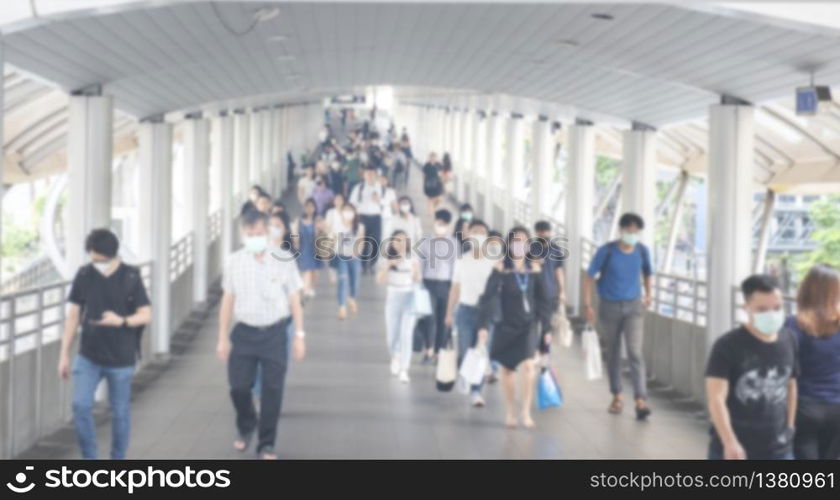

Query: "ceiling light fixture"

xmin=254 ymin=7 xmax=280 ymax=23
xmin=591 ymin=13 xmax=614 ymax=21
xmin=268 ymin=35 xmax=288 ymax=42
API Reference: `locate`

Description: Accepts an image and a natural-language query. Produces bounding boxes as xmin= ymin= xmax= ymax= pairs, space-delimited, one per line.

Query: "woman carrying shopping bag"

xmin=376 ymin=230 xmax=421 ymax=383
xmin=476 ymin=227 xmax=553 ymax=429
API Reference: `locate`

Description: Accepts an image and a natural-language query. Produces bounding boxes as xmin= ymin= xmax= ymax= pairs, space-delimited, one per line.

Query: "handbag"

xmin=435 ymin=337 xmax=457 ymax=392
xmin=553 ymin=310 xmax=572 ymax=348
xmin=583 ymin=325 xmax=603 ymax=381
xmin=458 ymin=345 xmax=489 ymax=387
xmin=411 ymin=285 xmax=433 ymax=317
xmin=537 ymin=366 xmax=563 ymax=410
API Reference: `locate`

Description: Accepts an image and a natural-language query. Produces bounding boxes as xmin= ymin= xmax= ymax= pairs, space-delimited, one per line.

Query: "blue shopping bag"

xmin=537 ymin=367 xmax=563 ymax=410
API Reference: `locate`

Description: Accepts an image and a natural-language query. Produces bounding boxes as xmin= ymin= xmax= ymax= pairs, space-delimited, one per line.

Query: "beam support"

xmin=753 ymin=189 xmax=776 ymax=274
xmin=185 ymin=117 xmax=210 ymax=304
xmin=621 ymin=127 xmax=658 ymax=250
xmin=532 ymin=118 xmax=553 ymax=225
xmin=565 ymin=123 xmax=595 ymax=315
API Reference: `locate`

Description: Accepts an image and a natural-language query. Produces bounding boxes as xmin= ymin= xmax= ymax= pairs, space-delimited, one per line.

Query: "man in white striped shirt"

xmin=216 ymin=209 xmax=306 ymax=460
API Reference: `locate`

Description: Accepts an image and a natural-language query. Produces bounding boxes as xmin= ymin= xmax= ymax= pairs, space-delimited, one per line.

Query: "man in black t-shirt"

xmin=705 ymin=274 xmax=798 ymax=460
xmin=58 ymin=229 xmax=152 ymax=459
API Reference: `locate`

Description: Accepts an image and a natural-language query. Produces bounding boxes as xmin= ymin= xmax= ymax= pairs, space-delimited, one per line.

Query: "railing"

xmin=581 ymin=237 xmax=597 ymax=270
xmin=208 ymin=209 xmax=222 ymax=243
xmin=654 ymin=272 xmax=708 ymax=326
xmin=169 ymin=233 xmax=194 ymax=283
xmin=0 ymin=261 xmax=152 ymax=459
xmin=513 ymin=199 xmax=531 ymax=226
xmin=1 ymin=255 xmax=60 ymax=295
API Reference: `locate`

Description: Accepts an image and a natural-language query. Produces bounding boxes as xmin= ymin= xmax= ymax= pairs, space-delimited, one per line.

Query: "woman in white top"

xmin=327 ymin=196 xmax=366 ymax=320
xmin=297 ymin=165 xmax=316 ymax=205
xmin=376 ymin=230 xmax=421 ymax=383
xmin=378 ymin=172 xmax=398 ymax=238
xmin=443 ymin=220 xmax=497 ymax=407
xmin=388 ymin=195 xmax=423 ymax=247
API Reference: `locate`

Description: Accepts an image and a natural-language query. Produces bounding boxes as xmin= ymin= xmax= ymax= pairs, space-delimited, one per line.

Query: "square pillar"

xmin=484 ymin=113 xmax=502 ymax=228
xmin=565 ymin=122 xmax=595 ymax=315
xmin=707 ymin=104 xmax=754 ymax=345
xmin=532 ymin=118 xmax=553 ymax=224
xmin=66 ymin=95 xmax=113 ymax=274
xmin=471 ymin=113 xmax=486 ymax=212
xmin=234 ymin=112 xmax=250 ymax=202
xmin=504 ymin=115 xmax=524 ymax=229
xmin=250 ymin=111 xmax=263 ymax=188
xmin=186 ymin=117 xmax=210 ymax=304
xmin=137 ymin=120 xmax=173 ymax=356
xmin=621 ymin=126 xmax=658 ymax=250
xmin=213 ymin=114 xmax=235 ymax=263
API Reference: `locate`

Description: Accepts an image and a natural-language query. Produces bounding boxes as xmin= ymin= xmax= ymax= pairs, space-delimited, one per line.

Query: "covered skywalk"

xmin=1 ymin=1 xmax=840 ymax=459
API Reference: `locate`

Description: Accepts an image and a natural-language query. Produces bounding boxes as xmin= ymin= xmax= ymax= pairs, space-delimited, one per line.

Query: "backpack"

xmin=77 ymin=263 xmax=147 ymax=360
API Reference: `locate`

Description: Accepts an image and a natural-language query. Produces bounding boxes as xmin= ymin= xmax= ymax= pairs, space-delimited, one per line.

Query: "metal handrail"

xmin=169 ymin=232 xmax=194 ymax=282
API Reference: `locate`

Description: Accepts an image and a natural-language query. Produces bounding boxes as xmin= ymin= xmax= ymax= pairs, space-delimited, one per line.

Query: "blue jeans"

xmin=253 ymin=322 xmax=294 ymax=398
xmin=337 ymin=258 xmax=361 ymax=307
xmin=71 ymin=355 xmax=134 ymax=459
xmin=455 ymin=304 xmax=484 ymax=394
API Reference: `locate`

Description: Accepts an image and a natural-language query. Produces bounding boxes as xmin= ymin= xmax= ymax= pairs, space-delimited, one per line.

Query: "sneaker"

xmin=390 ymin=357 xmax=400 ymax=376
xmin=399 ymin=370 xmax=410 ymax=383
xmin=347 ymin=298 xmax=358 ymax=315
xmin=338 ymin=306 xmax=347 ymax=320
xmin=470 ymin=392 xmax=485 ymax=408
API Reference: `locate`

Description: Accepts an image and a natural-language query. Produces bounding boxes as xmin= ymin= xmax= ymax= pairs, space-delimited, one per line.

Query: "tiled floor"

xmin=19 ymin=156 xmax=710 ymax=460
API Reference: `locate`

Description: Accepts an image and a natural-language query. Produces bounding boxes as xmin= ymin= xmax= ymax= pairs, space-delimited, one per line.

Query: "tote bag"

xmin=537 ymin=366 xmax=563 ymax=410
xmin=435 ymin=338 xmax=458 ymax=392
xmin=583 ymin=325 xmax=603 ymax=381
xmin=553 ymin=310 xmax=572 ymax=348
xmin=458 ymin=345 xmax=489 ymax=387
xmin=411 ymin=285 xmax=433 ymax=317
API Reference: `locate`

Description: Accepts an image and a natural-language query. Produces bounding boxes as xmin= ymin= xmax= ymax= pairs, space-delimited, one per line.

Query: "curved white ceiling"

xmin=4 ymin=1 xmax=840 ymax=125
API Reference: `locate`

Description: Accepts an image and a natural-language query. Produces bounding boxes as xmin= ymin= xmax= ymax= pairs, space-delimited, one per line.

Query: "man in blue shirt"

xmin=583 ymin=213 xmax=653 ymax=420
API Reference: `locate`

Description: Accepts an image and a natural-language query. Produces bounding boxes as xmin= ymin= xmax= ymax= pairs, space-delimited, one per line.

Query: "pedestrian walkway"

xmin=19 ymin=166 xmax=709 ymax=460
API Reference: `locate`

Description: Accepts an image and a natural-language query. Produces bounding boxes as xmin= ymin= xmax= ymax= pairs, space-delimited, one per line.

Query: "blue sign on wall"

xmin=796 ymin=87 xmax=818 ymax=115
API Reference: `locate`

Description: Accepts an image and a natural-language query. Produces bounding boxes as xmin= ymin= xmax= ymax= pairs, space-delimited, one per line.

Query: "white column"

xmin=137 ymin=120 xmax=173 ymax=356
xmin=621 ymin=126 xmax=658 ymax=250
xmin=262 ymin=109 xmax=273 ymax=190
xmin=214 ymin=114 xmax=235 ymax=263
xmin=532 ymin=118 xmax=553 ymax=224
xmin=0 ymin=43 xmax=4 ymax=285
xmin=471 ymin=113 xmax=486 ymax=211
xmin=707 ymin=103 xmax=754 ymax=344
xmin=66 ymin=94 xmax=113 ymax=275
xmin=234 ymin=112 xmax=250 ymax=202
xmin=186 ymin=117 xmax=210 ymax=304
xmin=565 ymin=122 xmax=595 ymax=315
xmin=504 ymin=115 xmax=524 ymax=229
xmin=484 ymin=113 xmax=502 ymax=227
xmin=278 ymin=107 xmax=288 ymax=193
xmin=250 ymin=112 xmax=262 ymax=188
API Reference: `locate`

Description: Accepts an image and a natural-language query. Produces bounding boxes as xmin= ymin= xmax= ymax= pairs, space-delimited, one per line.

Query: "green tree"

xmin=795 ymin=195 xmax=840 ymax=273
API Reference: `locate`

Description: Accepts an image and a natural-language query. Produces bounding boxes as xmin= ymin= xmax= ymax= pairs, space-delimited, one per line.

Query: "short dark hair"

xmin=434 ymin=209 xmax=452 ymax=224
xmin=85 ymin=229 xmax=119 ymax=258
xmin=534 ymin=220 xmax=552 ymax=233
xmin=240 ymin=208 xmax=268 ymax=228
xmin=618 ymin=212 xmax=645 ymax=230
xmin=741 ymin=274 xmax=780 ymax=300
xmin=469 ymin=219 xmax=488 ymax=232
xmin=459 ymin=203 xmax=473 ymax=212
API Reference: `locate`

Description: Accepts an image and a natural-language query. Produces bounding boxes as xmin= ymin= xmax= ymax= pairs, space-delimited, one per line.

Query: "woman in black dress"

xmin=478 ymin=227 xmax=553 ymax=428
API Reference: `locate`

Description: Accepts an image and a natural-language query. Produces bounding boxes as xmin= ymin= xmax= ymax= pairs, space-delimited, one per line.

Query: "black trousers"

xmin=228 ymin=319 xmax=289 ymax=453
xmin=360 ymin=214 xmax=382 ymax=270
xmin=794 ymin=399 xmax=840 ymax=459
xmin=419 ymin=279 xmax=451 ymax=354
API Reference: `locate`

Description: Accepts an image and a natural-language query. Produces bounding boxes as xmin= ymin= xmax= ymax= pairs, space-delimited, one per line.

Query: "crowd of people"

xmin=55 ymin=109 xmax=840 ymax=461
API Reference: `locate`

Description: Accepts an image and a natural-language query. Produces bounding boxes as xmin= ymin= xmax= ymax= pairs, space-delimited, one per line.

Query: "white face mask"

xmin=399 ymin=203 xmax=411 ymax=214
xmin=434 ymin=224 xmax=448 ymax=236
xmin=621 ymin=231 xmax=640 ymax=246
xmin=510 ymin=241 xmax=527 ymax=258
xmin=269 ymin=226 xmax=284 ymax=240
xmin=92 ymin=260 xmax=112 ymax=274
xmin=751 ymin=309 xmax=785 ymax=336
xmin=342 ymin=210 xmax=355 ymax=221
xmin=244 ymin=235 xmax=268 ymax=254
xmin=472 ymin=234 xmax=488 ymax=247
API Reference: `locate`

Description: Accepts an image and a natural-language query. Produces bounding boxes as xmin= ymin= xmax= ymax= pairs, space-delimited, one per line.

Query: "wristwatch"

xmin=295 ymin=330 xmax=306 ymax=339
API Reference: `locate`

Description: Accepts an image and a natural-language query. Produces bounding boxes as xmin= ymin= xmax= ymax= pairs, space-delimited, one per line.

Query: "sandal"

xmin=233 ymin=433 xmax=253 ymax=453
xmin=607 ymin=399 xmax=624 ymax=415
xmin=258 ymin=447 xmax=278 ymax=460
xmin=635 ymin=401 xmax=652 ymax=421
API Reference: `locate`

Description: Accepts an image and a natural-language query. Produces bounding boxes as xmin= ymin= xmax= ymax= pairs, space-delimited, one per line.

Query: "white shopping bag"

xmin=554 ymin=311 xmax=572 ymax=348
xmin=583 ymin=326 xmax=603 ymax=381
xmin=459 ymin=346 xmax=489 ymax=387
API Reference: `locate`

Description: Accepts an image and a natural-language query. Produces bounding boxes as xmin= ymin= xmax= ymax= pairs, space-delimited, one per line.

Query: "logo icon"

xmin=6 ymin=466 xmax=36 ymax=494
